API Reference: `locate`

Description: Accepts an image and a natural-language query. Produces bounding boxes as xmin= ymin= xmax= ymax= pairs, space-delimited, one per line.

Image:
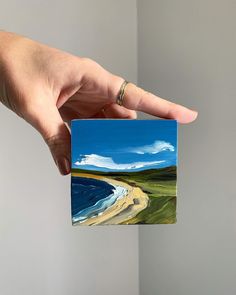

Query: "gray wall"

xmin=137 ymin=1 xmax=236 ymax=295
xmin=0 ymin=1 xmax=139 ymax=295
xmin=1 ymin=1 xmax=235 ymax=294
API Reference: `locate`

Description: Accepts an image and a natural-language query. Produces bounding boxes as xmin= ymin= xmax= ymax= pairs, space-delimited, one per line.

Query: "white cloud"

xmin=74 ymin=154 xmax=165 ymax=170
xmin=127 ymin=140 xmax=174 ymax=154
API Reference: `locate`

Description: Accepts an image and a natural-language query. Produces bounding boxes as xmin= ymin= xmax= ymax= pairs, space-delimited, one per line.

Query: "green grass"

xmin=72 ymin=166 xmax=177 ymax=224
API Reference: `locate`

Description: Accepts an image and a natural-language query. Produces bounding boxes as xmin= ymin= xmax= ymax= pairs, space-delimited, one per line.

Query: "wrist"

xmin=0 ymin=32 xmax=30 ymax=109
xmin=0 ymin=31 xmax=22 ymax=57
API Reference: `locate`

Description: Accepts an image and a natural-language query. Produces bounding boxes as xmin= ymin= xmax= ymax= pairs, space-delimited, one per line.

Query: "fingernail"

xmin=192 ymin=110 xmax=198 ymax=117
xmin=56 ymin=157 xmax=70 ymax=175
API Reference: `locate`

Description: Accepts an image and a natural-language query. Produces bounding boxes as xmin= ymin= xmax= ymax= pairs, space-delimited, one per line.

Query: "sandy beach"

xmin=72 ymin=172 xmax=149 ymax=225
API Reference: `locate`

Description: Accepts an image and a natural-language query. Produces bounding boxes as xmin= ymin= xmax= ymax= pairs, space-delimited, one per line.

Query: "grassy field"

xmin=71 ymin=166 xmax=177 ymax=224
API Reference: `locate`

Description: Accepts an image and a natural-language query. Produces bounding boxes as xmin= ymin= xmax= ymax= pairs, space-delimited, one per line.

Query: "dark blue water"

xmin=71 ymin=176 xmax=115 ymax=216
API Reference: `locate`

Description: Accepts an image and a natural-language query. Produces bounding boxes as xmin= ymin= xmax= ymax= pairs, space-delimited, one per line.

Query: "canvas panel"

xmin=71 ymin=120 xmax=177 ymax=225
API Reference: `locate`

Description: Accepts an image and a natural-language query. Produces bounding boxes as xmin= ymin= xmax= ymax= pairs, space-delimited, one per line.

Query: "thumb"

xmin=26 ymin=103 xmax=71 ymax=175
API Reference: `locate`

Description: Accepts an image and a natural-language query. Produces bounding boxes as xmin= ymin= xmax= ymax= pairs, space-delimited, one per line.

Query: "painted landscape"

xmin=71 ymin=120 xmax=177 ymax=225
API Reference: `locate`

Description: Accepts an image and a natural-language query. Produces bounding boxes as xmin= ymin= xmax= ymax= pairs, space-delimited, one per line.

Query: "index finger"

xmin=122 ymin=83 xmax=198 ymax=124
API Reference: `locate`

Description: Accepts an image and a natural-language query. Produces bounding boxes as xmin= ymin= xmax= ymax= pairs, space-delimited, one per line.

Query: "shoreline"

xmin=72 ymin=172 xmax=149 ymax=225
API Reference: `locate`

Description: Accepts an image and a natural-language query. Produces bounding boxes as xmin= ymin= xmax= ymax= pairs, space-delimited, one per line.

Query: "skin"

xmin=0 ymin=31 xmax=198 ymax=175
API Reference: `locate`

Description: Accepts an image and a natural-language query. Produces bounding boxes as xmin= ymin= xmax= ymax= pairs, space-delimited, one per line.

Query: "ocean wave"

xmin=72 ymin=183 xmax=128 ymax=224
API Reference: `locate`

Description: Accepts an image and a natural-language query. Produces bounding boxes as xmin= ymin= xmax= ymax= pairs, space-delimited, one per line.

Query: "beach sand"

xmin=72 ymin=172 xmax=149 ymax=225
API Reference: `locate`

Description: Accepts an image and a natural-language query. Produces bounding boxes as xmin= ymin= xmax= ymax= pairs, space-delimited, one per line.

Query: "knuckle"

xmin=45 ymin=129 xmax=70 ymax=155
xmin=167 ymin=103 xmax=181 ymax=118
xmin=80 ymin=57 xmax=96 ymax=67
xmin=45 ymin=134 xmax=61 ymax=147
xmin=45 ymin=134 xmax=66 ymax=155
xmin=136 ymin=87 xmax=147 ymax=110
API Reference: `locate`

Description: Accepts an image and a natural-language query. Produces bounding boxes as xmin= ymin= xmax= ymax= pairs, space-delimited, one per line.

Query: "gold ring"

xmin=116 ymin=80 xmax=129 ymax=106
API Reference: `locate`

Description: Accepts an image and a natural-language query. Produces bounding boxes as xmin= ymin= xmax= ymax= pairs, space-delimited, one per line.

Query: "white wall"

xmin=0 ymin=1 xmax=139 ymax=295
xmin=137 ymin=1 xmax=236 ymax=294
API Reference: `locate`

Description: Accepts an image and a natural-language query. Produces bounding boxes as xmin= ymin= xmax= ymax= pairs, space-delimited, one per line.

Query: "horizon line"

xmin=71 ymin=164 xmax=176 ymax=173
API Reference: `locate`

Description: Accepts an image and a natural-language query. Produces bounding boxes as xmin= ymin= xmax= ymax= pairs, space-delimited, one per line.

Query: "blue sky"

xmin=71 ymin=120 xmax=177 ymax=172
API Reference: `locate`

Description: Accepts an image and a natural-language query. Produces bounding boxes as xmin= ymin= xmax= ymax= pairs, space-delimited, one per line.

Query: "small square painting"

xmin=71 ymin=119 xmax=177 ymax=225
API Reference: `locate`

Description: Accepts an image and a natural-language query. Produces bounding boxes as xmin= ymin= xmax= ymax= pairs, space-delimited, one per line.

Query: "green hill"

xmin=71 ymin=166 xmax=176 ymax=180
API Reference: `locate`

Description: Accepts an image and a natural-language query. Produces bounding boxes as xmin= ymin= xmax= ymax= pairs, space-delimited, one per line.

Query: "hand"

xmin=0 ymin=32 xmax=197 ymax=175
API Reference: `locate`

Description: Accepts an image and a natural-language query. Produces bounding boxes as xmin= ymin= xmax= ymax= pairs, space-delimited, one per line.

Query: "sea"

xmin=71 ymin=176 xmax=127 ymax=223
